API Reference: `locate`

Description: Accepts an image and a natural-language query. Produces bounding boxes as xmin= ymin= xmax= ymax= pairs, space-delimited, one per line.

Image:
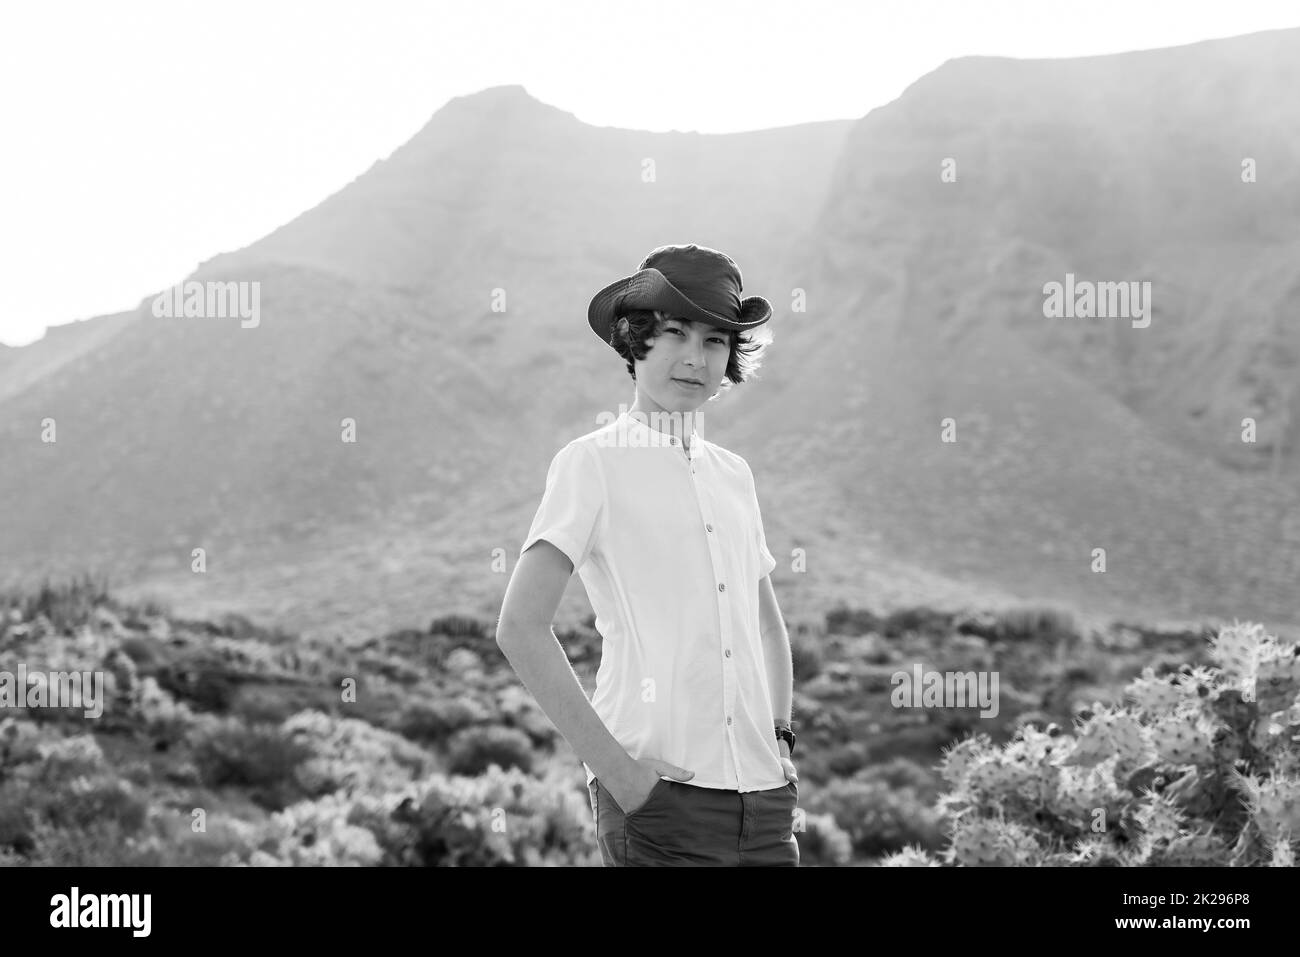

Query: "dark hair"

xmin=608 ymin=308 xmax=771 ymax=396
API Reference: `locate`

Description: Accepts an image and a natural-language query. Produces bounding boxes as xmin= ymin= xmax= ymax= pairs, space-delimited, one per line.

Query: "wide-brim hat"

xmin=588 ymin=243 xmax=772 ymax=350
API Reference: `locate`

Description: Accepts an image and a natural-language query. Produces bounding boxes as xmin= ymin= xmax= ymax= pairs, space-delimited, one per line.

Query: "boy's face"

xmin=636 ymin=315 xmax=733 ymax=413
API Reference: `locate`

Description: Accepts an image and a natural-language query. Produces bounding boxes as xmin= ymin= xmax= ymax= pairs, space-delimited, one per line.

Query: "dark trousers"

xmin=588 ymin=776 xmax=800 ymax=866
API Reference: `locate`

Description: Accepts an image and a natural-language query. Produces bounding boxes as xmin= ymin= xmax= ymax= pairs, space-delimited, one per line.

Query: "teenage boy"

xmin=496 ymin=243 xmax=798 ymax=866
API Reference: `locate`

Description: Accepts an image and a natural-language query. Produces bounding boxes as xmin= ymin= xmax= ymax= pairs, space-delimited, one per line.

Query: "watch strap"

xmin=775 ymin=726 xmax=796 ymax=755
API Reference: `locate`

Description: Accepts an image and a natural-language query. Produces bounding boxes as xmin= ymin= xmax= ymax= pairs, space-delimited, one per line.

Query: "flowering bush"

xmin=223 ymin=766 xmax=600 ymax=867
xmin=0 ymin=718 xmax=149 ymax=857
xmin=794 ymin=812 xmax=854 ymax=866
xmin=354 ymin=766 xmax=599 ymax=866
xmin=806 ymin=770 xmax=945 ymax=857
xmin=281 ymin=710 xmax=432 ymax=798
xmin=228 ymin=793 xmax=385 ymax=867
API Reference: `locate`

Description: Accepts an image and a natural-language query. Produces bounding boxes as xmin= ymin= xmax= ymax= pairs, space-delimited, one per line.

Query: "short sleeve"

xmin=519 ymin=441 xmax=606 ymax=573
xmin=745 ymin=460 xmax=777 ymax=578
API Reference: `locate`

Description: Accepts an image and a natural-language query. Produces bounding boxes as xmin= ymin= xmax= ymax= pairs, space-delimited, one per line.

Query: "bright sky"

xmin=1 ymin=0 xmax=1297 ymax=347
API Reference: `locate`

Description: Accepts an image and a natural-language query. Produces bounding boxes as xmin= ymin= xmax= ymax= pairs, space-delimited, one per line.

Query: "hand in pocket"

xmin=608 ymin=757 xmax=693 ymax=816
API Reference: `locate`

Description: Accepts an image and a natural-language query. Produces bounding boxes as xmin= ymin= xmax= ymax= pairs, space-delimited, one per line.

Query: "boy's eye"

xmin=665 ymin=326 xmax=727 ymax=345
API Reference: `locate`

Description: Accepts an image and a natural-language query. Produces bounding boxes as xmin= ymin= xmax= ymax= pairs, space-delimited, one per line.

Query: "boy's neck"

xmin=627 ymin=404 xmax=700 ymax=451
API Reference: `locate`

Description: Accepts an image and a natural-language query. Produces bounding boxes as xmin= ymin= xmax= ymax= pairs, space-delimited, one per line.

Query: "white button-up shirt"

xmin=519 ymin=409 xmax=785 ymax=792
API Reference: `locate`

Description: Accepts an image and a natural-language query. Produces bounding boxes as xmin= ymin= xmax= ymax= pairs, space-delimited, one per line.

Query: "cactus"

xmin=1066 ymin=833 xmax=1140 ymax=867
xmin=1253 ymin=644 xmax=1300 ymax=715
xmin=1161 ymin=829 xmax=1229 ymax=866
xmin=939 ymin=733 xmax=993 ymax=786
xmin=1209 ymin=621 xmax=1266 ymax=687
xmin=948 ymin=816 xmax=1041 ymax=867
xmin=1132 ymin=788 xmax=1187 ymax=851
xmin=1232 ymin=768 xmax=1300 ymax=844
xmin=930 ymin=620 xmax=1299 ymax=866
xmin=1125 ymin=667 xmax=1189 ymax=714
xmin=1269 ymin=832 xmax=1295 ymax=867
xmin=879 ymin=844 xmax=942 ymax=867
xmin=1149 ymin=706 xmax=1217 ymax=767
xmin=965 ymin=754 xmax=1031 ymax=799
xmin=1052 ymin=759 xmax=1125 ymax=821
xmin=1062 ymin=705 xmax=1152 ymax=774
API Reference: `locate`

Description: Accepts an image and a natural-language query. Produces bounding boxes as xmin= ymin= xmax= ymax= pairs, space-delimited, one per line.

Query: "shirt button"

xmin=718 ymin=583 xmax=726 ymax=592
xmin=706 ymin=524 xmax=713 ymax=532
xmin=725 ymin=649 xmax=731 ymax=657
xmin=669 ymin=437 xmax=677 ymax=445
xmin=727 ymin=716 xmax=732 ymax=725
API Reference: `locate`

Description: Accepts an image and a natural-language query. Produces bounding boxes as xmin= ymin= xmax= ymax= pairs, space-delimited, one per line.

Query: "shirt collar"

xmin=617 ymin=410 xmax=702 ymax=457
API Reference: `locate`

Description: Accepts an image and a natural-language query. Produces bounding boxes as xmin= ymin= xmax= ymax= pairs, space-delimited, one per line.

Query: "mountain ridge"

xmin=4 ymin=30 xmax=1298 ymax=639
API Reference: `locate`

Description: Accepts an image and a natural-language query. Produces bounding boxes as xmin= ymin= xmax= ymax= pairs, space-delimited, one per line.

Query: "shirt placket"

xmin=667 ymin=431 xmax=741 ymax=791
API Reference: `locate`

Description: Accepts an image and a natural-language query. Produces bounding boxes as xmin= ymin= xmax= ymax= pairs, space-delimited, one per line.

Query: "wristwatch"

xmin=775 ymin=724 xmax=796 ymax=755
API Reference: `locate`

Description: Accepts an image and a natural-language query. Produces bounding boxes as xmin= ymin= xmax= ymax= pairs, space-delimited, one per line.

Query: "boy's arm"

xmin=758 ymin=574 xmax=794 ymax=740
xmin=496 ymin=538 xmax=637 ymax=786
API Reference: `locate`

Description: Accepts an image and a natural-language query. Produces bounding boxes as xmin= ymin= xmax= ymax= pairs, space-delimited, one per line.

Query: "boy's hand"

xmin=779 ymin=739 xmax=798 ymax=783
xmin=607 ymin=757 xmax=694 ymax=816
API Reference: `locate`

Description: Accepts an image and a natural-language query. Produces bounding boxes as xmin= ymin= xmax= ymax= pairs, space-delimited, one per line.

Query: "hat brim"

xmin=588 ymin=267 xmax=771 ymax=349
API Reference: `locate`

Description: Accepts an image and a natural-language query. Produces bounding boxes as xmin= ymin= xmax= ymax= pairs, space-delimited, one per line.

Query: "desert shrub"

xmin=137 ymin=596 xmax=171 ymax=618
xmin=397 ymin=697 xmax=490 ymax=744
xmin=379 ymin=628 xmax=446 ymax=668
xmin=119 ymin=760 xmax=154 ymax=787
xmin=228 ymin=793 xmax=385 ymax=867
xmin=35 ymin=732 xmax=107 ymax=778
xmin=991 ymin=605 xmax=1079 ymax=646
xmin=556 ymin=623 xmax=601 ymax=665
xmin=154 ymin=665 xmax=241 ymax=713
xmin=219 ymin=766 xmax=600 ymax=867
xmin=795 ymin=811 xmax=855 ymax=866
xmin=429 ymin=614 xmax=489 ymax=641
xmin=358 ymin=766 xmax=596 ymax=866
xmin=809 ymin=775 xmax=945 ymax=857
xmin=881 ymin=606 xmax=952 ymax=639
xmin=790 ymin=631 xmax=824 ymax=682
xmin=824 ymin=605 xmax=882 ymax=636
xmin=191 ymin=716 xmax=314 ymax=810
xmin=496 ymin=685 xmax=559 ymax=745
xmin=131 ymin=676 xmax=198 ymax=745
xmin=18 ymin=818 xmax=155 ymax=866
xmin=0 ymin=726 xmax=149 ymax=858
xmin=118 ymin=634 xmax=163 ymax=668
xmin=281 ymin=710 xmax=432 ymax=798
xmin=825 ymin=740 xmax=872 ymax=777
xmin=228 ymin=682 xmax=339 ymax=726
xmin=214 ymin=612 xmax=261 ymax=642
xmin=4 ymin=792 xmax=276 ymax=866
xmin=0 ymin=785 xmax=36 ymax=854
xmin=0 ymin=717 xmax=46 ymax=770
xmin=213 ymin=611 xmax=294 ymax=644
xmin=860 ymin=756 xmax=944 ymax=803
xmin=43 ymin=776 xmax=149 ymax=834
xmin=445 ymin=725 xmax=535 ymax=776
xmin=18 ymin=574 xmax=111 ymax=634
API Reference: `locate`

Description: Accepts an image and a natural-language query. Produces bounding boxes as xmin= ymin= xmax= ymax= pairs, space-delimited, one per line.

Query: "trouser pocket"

xmin=590 ymin=776 xmax=637 ymax=867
